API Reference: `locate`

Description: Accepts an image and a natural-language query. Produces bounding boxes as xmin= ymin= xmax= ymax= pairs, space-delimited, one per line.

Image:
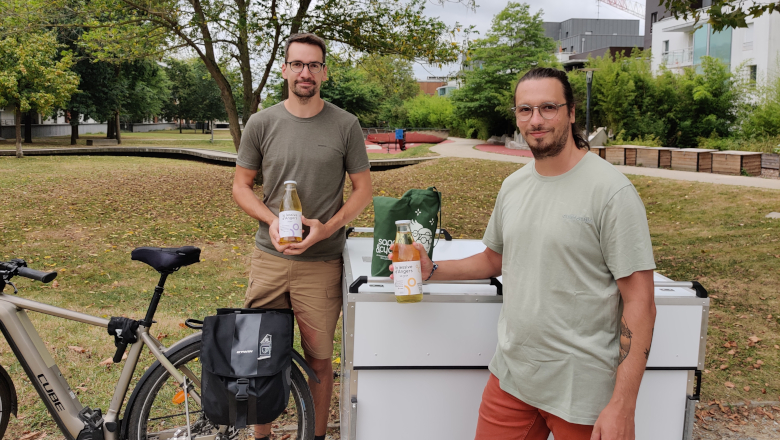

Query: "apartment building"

xmin=650 ymin=8 xmax=780 ymax=80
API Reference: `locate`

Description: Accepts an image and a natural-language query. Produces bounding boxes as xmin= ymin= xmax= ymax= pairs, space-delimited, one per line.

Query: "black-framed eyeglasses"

xmin=510 ymin=103 xmax=566 ymax=121
xmin=286 ymin=61 xmax=325 ymax=73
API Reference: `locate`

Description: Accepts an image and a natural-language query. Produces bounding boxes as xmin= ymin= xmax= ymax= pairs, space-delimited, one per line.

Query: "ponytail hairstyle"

xmin=514 ymin=67 xmax=590 ymax=150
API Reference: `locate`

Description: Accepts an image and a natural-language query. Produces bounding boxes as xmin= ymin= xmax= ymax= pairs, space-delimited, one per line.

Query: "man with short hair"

xmin=233 ymin=33 xmax=372 ymax=440
xmin=392 ymin=67 xmax=656 ymax=439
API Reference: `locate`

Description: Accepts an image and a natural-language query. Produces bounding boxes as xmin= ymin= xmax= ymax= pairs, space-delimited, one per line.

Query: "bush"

xmin=398 ymin=94 xmax=454 ymax=128
xmin=606 ymin=130 xmax=663 ymax=147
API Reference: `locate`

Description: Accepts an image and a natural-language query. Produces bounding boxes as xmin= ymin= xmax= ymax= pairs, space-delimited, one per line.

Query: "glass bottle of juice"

xmin=391 ymin=220 xmax=423 ymax=303
xmin=279 ymin=180 xmax=303 ymax=245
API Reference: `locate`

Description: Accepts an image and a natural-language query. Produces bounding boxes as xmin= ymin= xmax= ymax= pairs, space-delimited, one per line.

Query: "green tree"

xmin=402 ymin=94 xmax=454 ymax=128
xmin=0 ymin=31 xmax=78 ymax=157
xmin=451 ymin=2 xmax=556 ymax=137
xmin=662 ymin=0 xmax=777 ymax=31
xmin=320 ymin=56 xmax=383 ymax=125
xmin=737 ymin=68 xmax=780 ymax=139
xmin=79 ymin=0 xmax=474 ymax=150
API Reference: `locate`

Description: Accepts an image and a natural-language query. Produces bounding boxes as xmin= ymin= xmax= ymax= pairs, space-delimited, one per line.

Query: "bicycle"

xmin=0 ymin=246 xmax=316 ymax=440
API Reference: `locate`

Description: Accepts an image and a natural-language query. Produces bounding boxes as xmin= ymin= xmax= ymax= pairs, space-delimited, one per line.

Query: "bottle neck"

xmin=395 ymin=225 xmax=413 ymax=245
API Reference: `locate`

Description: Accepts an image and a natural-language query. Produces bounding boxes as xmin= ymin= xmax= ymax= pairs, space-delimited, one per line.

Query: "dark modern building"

xmin=543 ymin=18 xmax=643 ymax=54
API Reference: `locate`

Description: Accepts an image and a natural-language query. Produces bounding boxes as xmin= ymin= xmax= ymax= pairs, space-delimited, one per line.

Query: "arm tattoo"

xmin=619 ymin=316 xmax=632 ymax=365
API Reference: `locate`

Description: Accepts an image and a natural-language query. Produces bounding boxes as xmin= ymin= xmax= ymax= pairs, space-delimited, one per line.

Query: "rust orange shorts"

xmin=244 ymin=247 xmax=343 ymax=360
xmin=475 ymin=374 xmax=594 ymax=440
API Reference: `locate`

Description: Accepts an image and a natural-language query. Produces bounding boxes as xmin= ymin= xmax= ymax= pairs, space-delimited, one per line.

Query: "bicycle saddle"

xmin=131 ymin=246 xmax=201 ymax=274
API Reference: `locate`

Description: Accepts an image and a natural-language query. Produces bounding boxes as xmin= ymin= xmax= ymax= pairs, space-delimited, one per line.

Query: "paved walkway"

xmin=432 ymin=138 xmax=780 ymax=190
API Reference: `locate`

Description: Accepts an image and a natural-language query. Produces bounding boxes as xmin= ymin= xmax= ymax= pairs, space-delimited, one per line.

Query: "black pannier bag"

xmin=201 ymin=308 xmax=294 ymax=428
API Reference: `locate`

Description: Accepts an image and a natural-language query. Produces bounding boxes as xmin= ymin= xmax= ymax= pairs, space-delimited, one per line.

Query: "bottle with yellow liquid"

xmin=279 ymin=180 xmax=303 ymax=245
xmin=391 ymin=220 xmax=423 ymax=303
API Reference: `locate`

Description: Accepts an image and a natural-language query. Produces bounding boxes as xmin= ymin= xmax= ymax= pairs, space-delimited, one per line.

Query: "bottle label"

xmin=393 ymin=261 xmax=422 ymax=296
xmin=279 ymin=211 xmax=302 ymax=238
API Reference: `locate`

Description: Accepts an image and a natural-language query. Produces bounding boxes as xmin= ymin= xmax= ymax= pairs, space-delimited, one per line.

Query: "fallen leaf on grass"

xmin=720 ymin=364 xmax=728 ymax=370
xmin=725 ymin=381 xmax=735 ymax=388
xmin=156 ymin=333 xmax=168 ymax=340
xmin=52 ymin=280 xmax=59 ymax=288
xmin=748 ymin=335 xmax=762 ymax=343
xmin=178 ymin=322 xmax=186 ymax=328
xmin=75 ymin=386 xmax=87 ymax=392
xmin=727 ymin=349 xmax=736 ymax=355
xmin=20 ymin=432 xmax=43 ymax=440
xmin=69 ymin=346 xmax=86 ymax=354
xmin=100 ymin=358 xmax=113 ymax=366
xmin=743 ymin=386 xmax=751 ymax=391
xmin=279 ymin=435 xmax=291 ymax=440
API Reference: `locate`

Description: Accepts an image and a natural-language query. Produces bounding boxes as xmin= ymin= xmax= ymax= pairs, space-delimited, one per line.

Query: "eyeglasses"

xmin=510 ymin=103 xmax=566 ymax=121
xmin=286 ymin=61 xmax=325 ymax=73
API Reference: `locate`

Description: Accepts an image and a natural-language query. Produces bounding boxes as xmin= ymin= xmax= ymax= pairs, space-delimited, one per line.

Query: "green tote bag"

xmin=371 ymin=187 xmax=441 ymax=277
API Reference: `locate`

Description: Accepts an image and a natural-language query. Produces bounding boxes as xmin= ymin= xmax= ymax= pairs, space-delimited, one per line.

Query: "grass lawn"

xmin=0 ymin=130 xmax=238 ymax=153
xmin=366 ymin=143 xmax=438 ymax=160
xmin=0 ymin=155 xmax=779 ymax=437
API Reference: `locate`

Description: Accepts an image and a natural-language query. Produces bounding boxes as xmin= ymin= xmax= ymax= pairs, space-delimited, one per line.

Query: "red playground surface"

xmin=366 ymin=132 xmax=446 ymax=144
xmin=474 ymin=144 xmax=534 ymax=158
xmin=365 ymin=139 xmax=453 ymax=155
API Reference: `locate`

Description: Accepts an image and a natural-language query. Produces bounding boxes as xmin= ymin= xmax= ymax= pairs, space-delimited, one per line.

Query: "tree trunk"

xmin=70 ymin=110 xmax=80 ymax=145
xmin=23 ymin=111 xmax=33 ymax=144
xmin=115 ymin=112 xmax=121 ymax=144
xmin=15 ymin=106 xmax=23 ymax=158
xmin=210 ymin=120 xmax=214 ymax=143
xmin=107 ymin=119 xmax=115 ymax=139
xmin=179 ymin=117 xmax=182 ymax=134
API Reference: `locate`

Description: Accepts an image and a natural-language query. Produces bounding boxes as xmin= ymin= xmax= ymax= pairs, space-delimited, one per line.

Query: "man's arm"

xmin=232 ymin=165 xmax=289 ymax=253
xmin=284 ymin=169 xmax=372 ymax=256
xmin=390 ymin=243 xmax=502 ymax=282
xmin=591 ymin=269 xmax=656 ymax=440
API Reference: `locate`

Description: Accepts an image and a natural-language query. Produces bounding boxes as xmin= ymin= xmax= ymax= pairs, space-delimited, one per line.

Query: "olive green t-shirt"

xmin=482 ymin=152 xmax=655 ymax=425
xmin=237 ymin=101 xmax=370 ymax=261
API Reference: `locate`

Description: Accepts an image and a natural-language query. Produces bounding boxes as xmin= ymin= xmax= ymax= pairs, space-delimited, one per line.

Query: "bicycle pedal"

xmin=76 ymin=407 xmax=105 ymax=440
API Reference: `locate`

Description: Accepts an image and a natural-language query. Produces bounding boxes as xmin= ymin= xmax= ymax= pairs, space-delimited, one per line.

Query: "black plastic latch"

xmin=490 ymin=277 xmax=503 ymax=296
xmin=691 ymin=281 xmax=708 ymax=298
xmin=345 ymin=226 xmax=355 ymax=238
xmin=692 ymin=369 xmax=702 ymax=401
xmin=349 ymin=276 xmax=367 ymax=293
xmin=235 ymin=378 xmax=250 ymax=401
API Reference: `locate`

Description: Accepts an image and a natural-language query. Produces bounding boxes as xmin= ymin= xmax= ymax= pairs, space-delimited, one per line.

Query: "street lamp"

xmin=580 ymin=68 xmax=598 ymax=140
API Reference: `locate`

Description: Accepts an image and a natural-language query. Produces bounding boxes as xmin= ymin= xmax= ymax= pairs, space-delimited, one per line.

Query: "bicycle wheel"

xmin=0 ymin=371 xmax=11 ymax=438
xmin=127 ymin=340 xmax=315 ymax=440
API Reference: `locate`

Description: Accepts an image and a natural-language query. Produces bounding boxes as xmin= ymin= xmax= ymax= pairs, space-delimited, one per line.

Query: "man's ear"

xmin=569 ymin=104 xmax=575 ymax=123
xmin=281 ymin=62 xmax=288 ymax=80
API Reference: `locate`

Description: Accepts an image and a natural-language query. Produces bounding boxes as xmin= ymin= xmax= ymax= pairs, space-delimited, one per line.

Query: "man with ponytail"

xmin=394 ymin=67 xmax=656 ymax=439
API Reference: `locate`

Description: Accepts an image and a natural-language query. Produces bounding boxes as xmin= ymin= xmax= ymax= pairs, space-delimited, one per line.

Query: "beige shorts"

xmin=244 ymin=247 xmax=343 ymax=360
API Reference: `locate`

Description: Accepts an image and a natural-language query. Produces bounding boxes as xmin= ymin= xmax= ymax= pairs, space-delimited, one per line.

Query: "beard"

xmin=292 ymin=79 xmax=318 ymax=102
xmin=525 ymin=123 xmax=569 ymax=160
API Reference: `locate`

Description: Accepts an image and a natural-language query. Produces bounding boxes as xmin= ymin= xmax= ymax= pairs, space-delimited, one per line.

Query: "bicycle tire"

xmin=0 ymin=374 xmax=11 ymax=438
xmin=126 ymin=339 xmax=315 ymax=440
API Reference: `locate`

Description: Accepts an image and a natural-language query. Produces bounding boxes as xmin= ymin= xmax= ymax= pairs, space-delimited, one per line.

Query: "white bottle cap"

xmin=284 ymin=180 xmax=297 ymax=185
xmin=395 ymin=220 xmax=411 ymax=225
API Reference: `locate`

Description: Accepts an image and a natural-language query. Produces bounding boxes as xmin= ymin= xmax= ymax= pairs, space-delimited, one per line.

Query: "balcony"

xmin=661 ymin=47 xmax=694 ymax=68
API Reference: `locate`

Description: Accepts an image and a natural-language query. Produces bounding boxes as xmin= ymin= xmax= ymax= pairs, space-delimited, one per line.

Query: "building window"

xmin=650 ymin=12 xmax=658 ymax=33
xmin=663 ymin=40 xmax=669 ymax=53
xmin=748 ymin=65 xmax=757 ymax=82
xmin=743 ymin=23 xmax=754 ymax=50
xmin=565 ymin=31 xmax=569 ymax=38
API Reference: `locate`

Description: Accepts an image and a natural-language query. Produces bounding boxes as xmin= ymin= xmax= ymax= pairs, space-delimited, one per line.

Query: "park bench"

xmin=86 ymin=139 xmax=119 ymax=146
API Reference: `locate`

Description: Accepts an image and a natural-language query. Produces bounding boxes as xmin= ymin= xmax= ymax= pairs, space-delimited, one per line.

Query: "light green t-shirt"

xmin=237 ymin=101 xmax=370 ymax=261
xmin=483 ymin=152 xmax=656 ymax=425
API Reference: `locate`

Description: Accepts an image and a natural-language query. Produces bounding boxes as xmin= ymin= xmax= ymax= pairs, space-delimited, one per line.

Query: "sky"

xmin=413 ymin=0 xmax=646 ymax=79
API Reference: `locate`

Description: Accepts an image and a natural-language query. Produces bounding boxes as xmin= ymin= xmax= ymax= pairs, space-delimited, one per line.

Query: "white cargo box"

xmin=340 ymin=230 xmax=708 ymax=440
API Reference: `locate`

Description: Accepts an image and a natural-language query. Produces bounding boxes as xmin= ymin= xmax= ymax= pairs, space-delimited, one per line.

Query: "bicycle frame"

xmin=0 ymin=291 xmax=201 ymax=440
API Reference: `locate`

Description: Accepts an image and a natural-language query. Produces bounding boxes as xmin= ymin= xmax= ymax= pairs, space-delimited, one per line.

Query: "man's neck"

xmin=284 ymin=95 xmax=325 ymax=118
xmin=534 ymin=141 xmax=588 ymax=177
